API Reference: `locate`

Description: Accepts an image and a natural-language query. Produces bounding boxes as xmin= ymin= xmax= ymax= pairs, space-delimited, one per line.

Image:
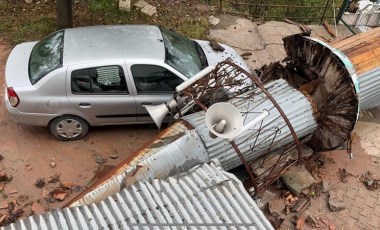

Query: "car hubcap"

xmin=56 ymin=119 xmax=82 ymax=138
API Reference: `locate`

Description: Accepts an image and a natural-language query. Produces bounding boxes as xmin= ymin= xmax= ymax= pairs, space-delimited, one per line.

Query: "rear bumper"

xmin=4 ymin=93 xmax=57 ymax=127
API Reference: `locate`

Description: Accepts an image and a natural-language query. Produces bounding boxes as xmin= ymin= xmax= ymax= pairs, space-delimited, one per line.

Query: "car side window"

xmin=71 ymin=66 xmax=128 ymax=94
xmin=131 ymin=65 xmax=184 ymax=94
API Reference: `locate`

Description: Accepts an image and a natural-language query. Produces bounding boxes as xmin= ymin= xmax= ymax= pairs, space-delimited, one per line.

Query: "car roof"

xmin=62 ymin=25 xmax=165 ymax=66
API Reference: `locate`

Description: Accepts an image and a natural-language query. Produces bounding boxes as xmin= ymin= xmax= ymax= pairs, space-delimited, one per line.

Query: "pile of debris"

xmin=35 ymin=174 xmax=82 ymax=203
xmin=360 ymin=171 xmax=380 ymax=190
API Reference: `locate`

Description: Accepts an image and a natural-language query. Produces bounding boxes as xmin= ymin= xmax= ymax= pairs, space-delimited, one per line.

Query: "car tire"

xmin=49 ymin=116 xmax=89 ymax=141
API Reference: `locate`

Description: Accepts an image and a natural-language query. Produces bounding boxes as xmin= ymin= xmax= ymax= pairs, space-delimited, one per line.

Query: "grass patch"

xmin=176 ymin=17 xmax=209 ymax=39
xmin=0 ymin=0 xmax=212 ymax=45
xmin=12 ymin=17 xmax=56 ymax=44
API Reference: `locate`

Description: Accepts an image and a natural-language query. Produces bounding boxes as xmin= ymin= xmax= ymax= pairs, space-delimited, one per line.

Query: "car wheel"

xmin=49 ymin=116 xmax=89 ymax=141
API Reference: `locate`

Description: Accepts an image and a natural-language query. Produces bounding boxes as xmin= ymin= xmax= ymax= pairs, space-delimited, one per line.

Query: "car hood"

xmin=5 ymin=41 xmax=37 ymax=87
xmin=195 ymin=40 xmax=251 ymax=73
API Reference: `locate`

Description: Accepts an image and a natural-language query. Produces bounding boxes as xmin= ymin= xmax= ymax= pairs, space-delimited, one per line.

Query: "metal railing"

xmin=337 ymin=0 xmax=380 ymax=34
xmin=218 ymin=0 xmax=339 ymax=24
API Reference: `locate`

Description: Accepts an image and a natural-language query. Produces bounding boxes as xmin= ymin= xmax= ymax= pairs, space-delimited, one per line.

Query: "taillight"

xmin=7 ymin=87 xmax=19 ymax=107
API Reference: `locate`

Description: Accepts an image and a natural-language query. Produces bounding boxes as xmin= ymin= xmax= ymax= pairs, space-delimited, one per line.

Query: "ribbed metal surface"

xmin=182 ymin=79 xmax=317 ymax=171
xmin=358 ymin=67 xmax=380 ymax=110
xmin=3 ymin=161 xmax=273 ymax=230
xmin=71 ymin=122 xmax=209 ymax=207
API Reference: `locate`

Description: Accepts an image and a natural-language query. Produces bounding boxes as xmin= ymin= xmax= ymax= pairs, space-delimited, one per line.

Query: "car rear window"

xmin=29 ymin=30 xmax=64 ymax=85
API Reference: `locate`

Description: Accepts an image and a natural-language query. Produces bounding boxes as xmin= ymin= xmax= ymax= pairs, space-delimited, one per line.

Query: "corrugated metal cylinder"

xmin=182 ymin=79 xmax=318 ymax=171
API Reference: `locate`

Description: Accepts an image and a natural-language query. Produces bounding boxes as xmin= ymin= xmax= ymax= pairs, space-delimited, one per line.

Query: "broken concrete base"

xmin=268 ymin=199 xmax=285 ymax=216
xmin=328 ymin=190 xmax=346 ymax=212
xmin=141 ymin=5 xmax=157 ymax=16
xmin=134 ymin=0 xmax=156 ymax=16
xmin=281 ymin=165 xmax=315 ymax=195
xmin=119 ymin=0 xmax=131 ymax=11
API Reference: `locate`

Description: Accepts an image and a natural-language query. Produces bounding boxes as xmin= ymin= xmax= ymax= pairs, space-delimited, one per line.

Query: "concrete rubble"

xmin=134 ymin=0 xmax=157 ymax=16
xmin=118 ymin=0 xmax=131 ymax=11
xmin=281 ymin=165 xmax=316 ymax=196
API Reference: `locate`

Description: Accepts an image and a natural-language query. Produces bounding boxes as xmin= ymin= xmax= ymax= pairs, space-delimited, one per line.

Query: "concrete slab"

xmin=281 ymin=164 xmax=315 ymax=195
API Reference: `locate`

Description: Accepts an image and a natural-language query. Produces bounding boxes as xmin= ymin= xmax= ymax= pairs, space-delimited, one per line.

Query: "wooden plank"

xmin=332 ymin=27 xmax=380 ymax=50
xmin=374 ymin=46 xmax=380 ymax=56
xmin=355 ymin=57 xmax=380 ymax=75
xmin=350 ymin=51 xmax=376 ymax=65
xmin=344 ymin=40 xmax=380 ymax=60
xmin=336 ymin=32 xmax=380 ymax=51
xmin=322 ymin=20 xmax=336 ymax=38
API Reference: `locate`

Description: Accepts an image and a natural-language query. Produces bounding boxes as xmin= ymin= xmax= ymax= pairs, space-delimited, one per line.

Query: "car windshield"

xmin=29 ymin=31 xmax=64 ymax=84
xmin=160 ymin=28 xmax=204 ymax=78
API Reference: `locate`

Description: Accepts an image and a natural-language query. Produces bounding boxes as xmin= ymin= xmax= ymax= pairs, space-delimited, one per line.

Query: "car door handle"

xmin=141 ymin=102 xmax=152 ymax=106
xmin=79 ymin=102 xmax=92 ymax=108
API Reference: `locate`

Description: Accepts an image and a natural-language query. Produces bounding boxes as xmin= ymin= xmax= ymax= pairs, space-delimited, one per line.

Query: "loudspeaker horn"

xmin=205 ymin=102 xmax=270 ymax=141
xmin=205 ymin=102 xmax=243 ymax=139
xmin=144 ymin=98 xmax=180 ymax=129
xmin=144 ymin=104 xmax=169 ymax=129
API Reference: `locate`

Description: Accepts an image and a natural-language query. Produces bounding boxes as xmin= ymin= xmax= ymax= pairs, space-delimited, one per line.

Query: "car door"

xmin=66 ymin=62 xmax=137 ymax=125
xmin=128 ymin=63 xmax=186 ymax=123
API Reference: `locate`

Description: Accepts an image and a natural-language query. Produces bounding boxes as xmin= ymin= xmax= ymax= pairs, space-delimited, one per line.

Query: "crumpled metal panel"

xmin=3 ymin=161 xmax=273 ymax=230
xmin=358 ymin=67 xmax=380 ymax=110
xmin=182 ymin=79 xmax=317 ymax=171
xmin=70 ymin=122 xmax=209 ymax=207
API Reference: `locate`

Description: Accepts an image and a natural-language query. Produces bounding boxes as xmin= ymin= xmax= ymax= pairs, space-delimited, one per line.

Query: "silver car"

xmin=5 ymin=25 xmax=250 ymax=141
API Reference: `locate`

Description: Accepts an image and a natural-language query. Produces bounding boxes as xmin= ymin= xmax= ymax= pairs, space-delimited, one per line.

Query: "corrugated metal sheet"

xmin=70 ymin=122 xmax=209 ymax=207
xmin=182 ymin=79 xmax=317 ymax=171
xmin=3 ymin=161 xmax=273 ymax=230
xmin=358 ymin=67 xmax=380 ymax=110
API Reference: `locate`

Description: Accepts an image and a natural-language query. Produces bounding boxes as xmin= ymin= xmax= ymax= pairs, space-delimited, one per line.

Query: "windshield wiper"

xmin=193 ymin=41 xmax=208 ymax=69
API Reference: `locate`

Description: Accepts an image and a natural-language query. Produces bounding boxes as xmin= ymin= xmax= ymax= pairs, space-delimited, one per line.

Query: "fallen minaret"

xmin=66 ymin=46 xmax=359 ymax=207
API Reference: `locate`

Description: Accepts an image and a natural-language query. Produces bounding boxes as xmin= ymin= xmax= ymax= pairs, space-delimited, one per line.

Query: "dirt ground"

xmin=0 ymin=39 xmax=158 ymax=217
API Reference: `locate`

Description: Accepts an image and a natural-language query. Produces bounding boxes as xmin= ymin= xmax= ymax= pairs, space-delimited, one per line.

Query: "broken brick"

xmin=51 ymin=188 xmax=69 ymax=201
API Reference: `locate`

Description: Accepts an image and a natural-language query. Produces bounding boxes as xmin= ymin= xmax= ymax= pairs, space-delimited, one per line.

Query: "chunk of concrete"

xmin=141 ymin=5 xmax=157 ymax=16
xmin=268 ymin=199 xmax=285 ymax=216
xmin=328 ymin=190 xmax=345 ymax=212
xmin=119 ymin=0 xmax=131 ymax=12
xmin=134 ymin=0 xmax=148 ymax=9
xmin=208 ymin=16 xmax=220 ymax=26
xmin=281 ymin=165 xmax=315 ymax=195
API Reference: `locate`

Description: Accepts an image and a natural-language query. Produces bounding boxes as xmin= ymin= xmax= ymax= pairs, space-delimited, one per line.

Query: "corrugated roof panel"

xmin=358 ymin=67 xmax=380 ymax=110
xmin=3 ymin=161 xmax=273 ymax=230
xmin=182 ymin=79 xmax=318 ymax=170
